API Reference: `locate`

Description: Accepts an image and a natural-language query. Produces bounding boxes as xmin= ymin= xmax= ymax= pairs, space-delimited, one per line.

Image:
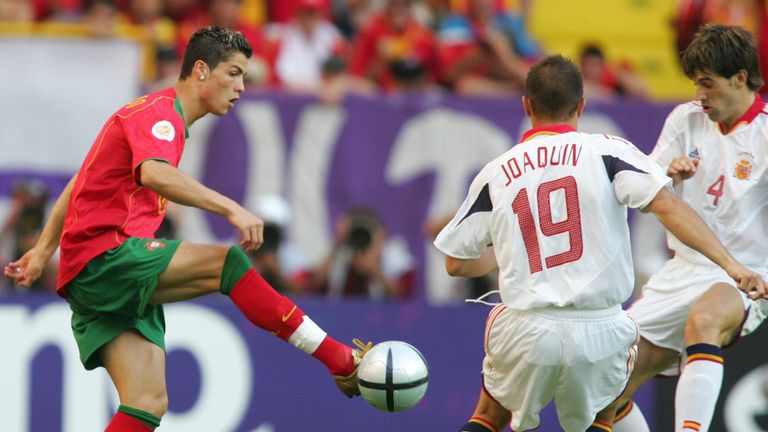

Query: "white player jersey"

xmin=652 ymin=97 xmax=768 ymax=267
xmin=435 ymin=125 xmax=671 ymax=310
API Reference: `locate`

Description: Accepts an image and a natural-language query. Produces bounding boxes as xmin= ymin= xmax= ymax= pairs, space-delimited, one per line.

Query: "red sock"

xmin=313 ymin=336 xmax=355 ymax=376
xmin=230 ymin=269 xmax=305 ymax=340
xmin=105 ymin=412 xmax=153 ymax=432
xmin=230 ymin=269 xmax=355 ymax=374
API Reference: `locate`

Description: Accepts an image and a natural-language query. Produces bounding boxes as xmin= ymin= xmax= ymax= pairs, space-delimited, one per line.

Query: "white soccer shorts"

xmin=482 ymin=304 xmax=638 ymax=432
xmin=628 ymin=256 xmax=768 ymax=374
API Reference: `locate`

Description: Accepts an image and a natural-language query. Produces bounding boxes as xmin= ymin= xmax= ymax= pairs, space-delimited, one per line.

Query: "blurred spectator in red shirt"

xmin=33 ymin=0 xmax=81 ymax=21
xmin=436 ymin=0 xmax=532 ymax=95
xmin=177 ymin=0 xmax=274 ymax=86
xmin=349 ymin=0 xmax=439 ymax=91
xmin=579 ymin=43 xmax=648 ymax=100
xmin=163 ymin=0 xmax=202 ymax=23
xmin=268 ymin=0 xmax=332 ymax=23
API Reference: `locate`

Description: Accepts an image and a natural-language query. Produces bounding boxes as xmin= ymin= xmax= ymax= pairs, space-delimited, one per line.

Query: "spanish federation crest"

xmin=734 ymin=158 xmax=753 ymax=180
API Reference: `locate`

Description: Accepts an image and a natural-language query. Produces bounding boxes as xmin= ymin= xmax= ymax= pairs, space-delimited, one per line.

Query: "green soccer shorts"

xmin=66 ymin=237 xmax=181 ymax=370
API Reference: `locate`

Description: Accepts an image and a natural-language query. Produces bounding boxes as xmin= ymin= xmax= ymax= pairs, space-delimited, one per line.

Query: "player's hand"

xmin=667 ymin=156 xmax=700 ymax=185
xmin=728 ymin=265 xmax=767 ymax=300
xmin=226 ymin=206 xmax=264 ymax=253
xmin=3 ymin=249 xmax=46 ymax=288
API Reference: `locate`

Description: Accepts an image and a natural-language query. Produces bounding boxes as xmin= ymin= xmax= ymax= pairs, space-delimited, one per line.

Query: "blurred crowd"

xmin=2 ymin=0 xmax=766 ymax=98
xmin=0 ymin=0 xmax=655 ymax=100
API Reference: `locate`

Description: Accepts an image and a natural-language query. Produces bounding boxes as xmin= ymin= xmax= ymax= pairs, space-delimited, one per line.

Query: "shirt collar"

xmin=519 ymin=124 xmax=577 ymax=143
xmin=171 ymin=88 xmax=190 ymax=139
xmin=718 ymin=94 xmax=765 ymax=135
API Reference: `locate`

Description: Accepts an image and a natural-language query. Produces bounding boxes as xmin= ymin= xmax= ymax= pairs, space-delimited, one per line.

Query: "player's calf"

xmin=459 ymin=417 xmax=498 ymax=432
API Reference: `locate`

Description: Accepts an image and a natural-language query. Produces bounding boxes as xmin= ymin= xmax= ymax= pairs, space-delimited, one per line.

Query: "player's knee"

xmin=144 ymin=391 xmax=169 ymax=417
xmin=125 ymin=390 xmax=168 ymax=418
xmin=684 ymin=310 xmax=719 ymax=339
xmin=220 ymin=246 xmax=253 ymax=296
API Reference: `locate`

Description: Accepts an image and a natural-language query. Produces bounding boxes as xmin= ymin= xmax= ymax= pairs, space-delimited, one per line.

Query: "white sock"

xmin=287 ymin=316 xmax=327 ymax=354
xmin=613 ymin=401 xmax=650 ymax=432
xmin=675 ymin=344 xmax=724 ymax=432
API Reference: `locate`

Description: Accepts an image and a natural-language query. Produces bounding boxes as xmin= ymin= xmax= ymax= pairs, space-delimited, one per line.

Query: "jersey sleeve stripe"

xmin=457 ymin=183 xmax=493 ymax=225
xmin=601 ymin=155 xmax=647 ymax=183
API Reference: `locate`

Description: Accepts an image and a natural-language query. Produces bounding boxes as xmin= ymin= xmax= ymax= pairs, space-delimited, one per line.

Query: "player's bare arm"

xmin=667 ymin=156 xmax=700 ymax=186
xmin=4 ymin=174 xmax=77 ymax=287
xmin=645 ymin=187 xmax=766 ymax=299
xmin=139 ymin=159 xmax=264 ymax=252
xmin=445 ymin=246 xmax=498 ymax=278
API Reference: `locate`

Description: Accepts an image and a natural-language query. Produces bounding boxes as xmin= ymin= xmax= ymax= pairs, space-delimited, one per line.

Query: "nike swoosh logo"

xmin=282 ymin=305 xmax=297 ymax=322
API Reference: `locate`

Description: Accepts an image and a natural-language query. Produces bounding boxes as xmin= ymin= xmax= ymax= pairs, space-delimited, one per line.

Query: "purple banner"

xmin=0 ymin=295 xmax=656 ymax=431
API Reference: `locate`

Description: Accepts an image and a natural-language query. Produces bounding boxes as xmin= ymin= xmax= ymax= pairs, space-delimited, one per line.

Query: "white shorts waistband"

xmin=524 ymin=305 xmax=623 ymax=321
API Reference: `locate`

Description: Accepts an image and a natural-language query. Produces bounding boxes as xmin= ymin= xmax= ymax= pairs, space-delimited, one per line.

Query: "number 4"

xmin=707 ymin=175 xmax=724 ymax=206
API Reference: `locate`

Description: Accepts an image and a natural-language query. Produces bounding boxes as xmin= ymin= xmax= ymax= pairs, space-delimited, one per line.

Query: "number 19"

xmin=512 ymin=176 xmax=584 ymax=274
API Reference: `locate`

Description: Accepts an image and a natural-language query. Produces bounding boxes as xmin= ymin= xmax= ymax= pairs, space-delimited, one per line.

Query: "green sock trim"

xmin=220 ymin=246 xmax=252 ymax=296
xmin=118 ymin=405 xmax=161 ymax=429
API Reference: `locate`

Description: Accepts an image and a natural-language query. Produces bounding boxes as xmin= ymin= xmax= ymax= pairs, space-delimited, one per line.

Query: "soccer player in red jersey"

xmin=4 ymin=26 xmax=370 ymax=432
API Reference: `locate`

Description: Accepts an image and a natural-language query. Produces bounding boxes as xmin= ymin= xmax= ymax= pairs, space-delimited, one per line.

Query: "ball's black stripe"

xmin=386 ymin=348 xmax=394 ymax=411
xmin=358 ymin=376 xmax=429 ymax=390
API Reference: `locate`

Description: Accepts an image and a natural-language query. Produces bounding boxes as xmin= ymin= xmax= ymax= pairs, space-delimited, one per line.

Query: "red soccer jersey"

xmin=349 ymin=13 xmax=438 ymax=90
xmin=57 ymin=87 xmax=187 ymax=296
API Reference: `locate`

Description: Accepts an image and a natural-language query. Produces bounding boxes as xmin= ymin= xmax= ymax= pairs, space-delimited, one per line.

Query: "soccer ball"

xmin=357 ymin=340 xmax=429 ymax=412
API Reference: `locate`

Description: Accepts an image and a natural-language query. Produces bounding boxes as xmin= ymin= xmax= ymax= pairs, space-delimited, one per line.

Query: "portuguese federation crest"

xmin=144 ymin=240 xmax=166 ymax=251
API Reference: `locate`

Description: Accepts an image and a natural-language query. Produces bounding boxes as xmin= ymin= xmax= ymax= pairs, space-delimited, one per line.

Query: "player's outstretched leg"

xmin=220 ymin=247 xmax=370 ymax=396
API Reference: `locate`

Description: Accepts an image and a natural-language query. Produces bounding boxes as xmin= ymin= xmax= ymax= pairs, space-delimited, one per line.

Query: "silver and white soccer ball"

xmin=357 ymin=340 xmax=429 ymax=412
